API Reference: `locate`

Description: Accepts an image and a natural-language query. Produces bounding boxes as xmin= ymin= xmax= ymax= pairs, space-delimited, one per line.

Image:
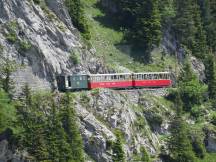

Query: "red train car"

xmin=56 ymin=72 xmax=172 ymax=91
xmin=133 ymin=72 xmax=172 ymax=87
xmin=89 ymin=73 xmax=133 ymax=89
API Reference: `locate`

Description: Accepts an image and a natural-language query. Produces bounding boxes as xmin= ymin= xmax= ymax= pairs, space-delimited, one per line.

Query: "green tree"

xmin=178 ymin=61 xmax=206 ymax=111
xmin=0 ymin=57 xmax=17 ymax=98
xmin=174 ymin=0 xmax=207 ymax=58
xmin=46 ymin=97 xmax=71 ymax=161
xmin=0 ymin=89 xmax=16 ymax=133
xmin=61 ymin=93 xmax=85 ymax=162
xmin=140 ymin=146 xmax=151 ymax=162
xmin=204 ymin=54 xmax=216 ymax=108
xmin=168 ymin=92 xmax=196 ymax=162
xmin=65 ymin=0 xmax=91 ymax=40
xmin=112 ymin=130 xmax=125 ymax=162
xmin=130 ymin=0 xmax=162 ymax=63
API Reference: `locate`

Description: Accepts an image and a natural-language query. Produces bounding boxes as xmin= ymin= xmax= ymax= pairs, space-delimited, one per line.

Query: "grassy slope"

xmin=82 ymin=0 xmax=176 ymax=72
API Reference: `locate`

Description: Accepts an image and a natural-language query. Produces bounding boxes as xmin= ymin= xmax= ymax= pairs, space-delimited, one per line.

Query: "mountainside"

xmin=0 ymin=0 xmax=216 ymax=162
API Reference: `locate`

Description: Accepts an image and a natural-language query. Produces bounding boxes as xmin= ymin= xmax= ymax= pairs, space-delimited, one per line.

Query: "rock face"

xmin=0 ymin=0 xmax=107 ymax=94
xmin=74 ymin=89 xmax=173 ymax=161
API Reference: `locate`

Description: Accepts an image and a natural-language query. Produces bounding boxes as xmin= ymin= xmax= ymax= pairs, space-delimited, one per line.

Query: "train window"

xmin=68 ymin=76 xmax=71 ymax=87
xmin=144 ymin=74 xmax=147 ymax=79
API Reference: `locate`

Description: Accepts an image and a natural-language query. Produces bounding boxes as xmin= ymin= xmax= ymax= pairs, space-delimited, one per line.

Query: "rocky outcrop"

xmin=0 ymin=0 xmax=107 ymax=94
xmin=74 ymin=89 xmax=173 ymax=161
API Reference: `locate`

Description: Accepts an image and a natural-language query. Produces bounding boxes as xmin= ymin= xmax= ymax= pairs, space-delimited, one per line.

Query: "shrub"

xmin=19 ymin=40 xmax=32 ymax=52
xmin=211 ymin=112 xmax=216 ymax=126
xmin=6 ymin=32 xmax=17 ymax=43
xmin=69 ymin=50 xmax=80 ymax=65
xmin=191 ymin=105 xmax=206 ymax=119
xmin=33 ymin=0 xmax=40 ymax=4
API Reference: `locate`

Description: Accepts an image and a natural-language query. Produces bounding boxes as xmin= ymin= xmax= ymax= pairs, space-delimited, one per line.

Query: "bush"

xmin=5 ymin=21 xmax=18 ymax=44
xmin=33 ymin=0 xmax=40 ymax=4
xmin=191 ymin=105 xmax=206 ymax=119
xmin=6 ymin=32 xmax=17 ymax=43
xmin=19 ymin=40 xmax=32 ymax=52
xmin=69 ymin=50 xmax=80 ymax=65
xmin=65 ymin=0 xmax=91 ymax=40
xmin=211 ymin=113 xmax=216 ymax=126
xmin=192 ymin=137 xmax=206 ymax=159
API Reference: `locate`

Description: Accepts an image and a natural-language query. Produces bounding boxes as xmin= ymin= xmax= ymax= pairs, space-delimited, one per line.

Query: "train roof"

xmin=89 ymin=72 xmax=171 ymax=76
xmin=58 ymin=72 xmax=171 ymax=76
xmin=89 ymin=73 xmax=132 ymax=76
xmin=134 ymin=72 xmax=171 ymax=74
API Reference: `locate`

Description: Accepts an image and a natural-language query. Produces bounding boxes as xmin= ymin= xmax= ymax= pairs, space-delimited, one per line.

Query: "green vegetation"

xmin=15 ymin=88 xmax=85 ymax=161
xmin=33 ymin=0 xmax=40 ymax=4
xmin=0 ymin=90 xmax=17 ymax=133
xmin=168 ymin=93 xmax=196 ymax=162
xmin=133 ymin=146 xmax=152 ymax=162
xmin=65 ymin=0 xmax=91 ymax=40
xmin=5 ymin=21 xmax=18 ymax=43
xmin=70 ymin=49 xmax=81 ymax=65
xmin=178 ymin=61 xmax=207 ymax=111
xmin=19 ymin=40 xmax=32 ymax=52
xmin=82 ymin=0 xmax=176 ymax=72
xmin=112 ymin=129 xmax=125 ymax=162
xmin=0 ymin=57 xmax=17 ymax=97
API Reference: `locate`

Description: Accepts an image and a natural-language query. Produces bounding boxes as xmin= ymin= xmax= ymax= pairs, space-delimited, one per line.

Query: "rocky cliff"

xmin=0 ymin=0 xmax=215 ymax=162
xmin=0 ymin=0 xmax=107 ymax=94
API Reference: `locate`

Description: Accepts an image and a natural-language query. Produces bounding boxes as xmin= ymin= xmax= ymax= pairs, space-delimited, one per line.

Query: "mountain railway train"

xmin=57 ymin=72 xmax=172 ymax=91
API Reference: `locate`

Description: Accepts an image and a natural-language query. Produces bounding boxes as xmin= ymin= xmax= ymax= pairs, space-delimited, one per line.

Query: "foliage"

xmin=173 ymin=0 xmax=207 ymax=58
xmin=61 ymin=93 xmax=85 ymax=162
xmin=0 ymin=57 xmax=17 ymax=97
xmin=168 ymin=92 xmax=196 ymax=162
xmin=133 ymin=146 xmax=151 ymax=162
xmin=210 ymin=112 xmax=216 ymax=126
xmin=178 ymin=61 xmax=207 ymax=111
xmin=0 ymin=90 xmax=17 ymax=133
xmin=112 ymin=129 xmax=125 ymax=162
xmin=204 ymin=54 xmax=216 ymax=108
xmin=190 ymin=105 xmax=206 ymax=119
xmin=33 ymin=0 xmax=40 ymax=4
xmin=5 ymin=21 xmax=18 ymax=43
xmin=128 ymin=0 xmax=162 ymax=63
xmin=65 ymin=0 xmax=91 ymax=40
xmin=19 ymin=40 xmax=32 ymax=52
xmin=15 ymin=89 xmax=85 ymax=161
xmin=192 ymin=136 xmax=206 ymax=159
xmin=69 ymin=50 xmax=80 ymax=65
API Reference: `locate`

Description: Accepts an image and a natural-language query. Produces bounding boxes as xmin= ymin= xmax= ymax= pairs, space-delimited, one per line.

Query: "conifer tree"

xmin=204 ymin=54 xmax=216 ymax=108
xmin=112 ymin=130 xmax=125 ymax=162
xmin=140 ymin=147 xmax=151 ymax=162
xmin=65 ymin=0 xmax=90 ymax=40
xmin=168 ymin=92 xmax=196 ymax=162
xmin=46 ymin=98 xmax=71 ymax=161
xmin=191 ymin=1 xmax=207 ymax=58
xmin=178 ymin=61 xmax=206 ymax=111
xmin=174 ymin=0 xmax=196 ymax=49
xmin=0 ymin=57 xmax=17 ymax=98
xmin=131 ymin=0 xmax=162 ymax=63
xmin=61 ymin=93 xmax=85 ymax=162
